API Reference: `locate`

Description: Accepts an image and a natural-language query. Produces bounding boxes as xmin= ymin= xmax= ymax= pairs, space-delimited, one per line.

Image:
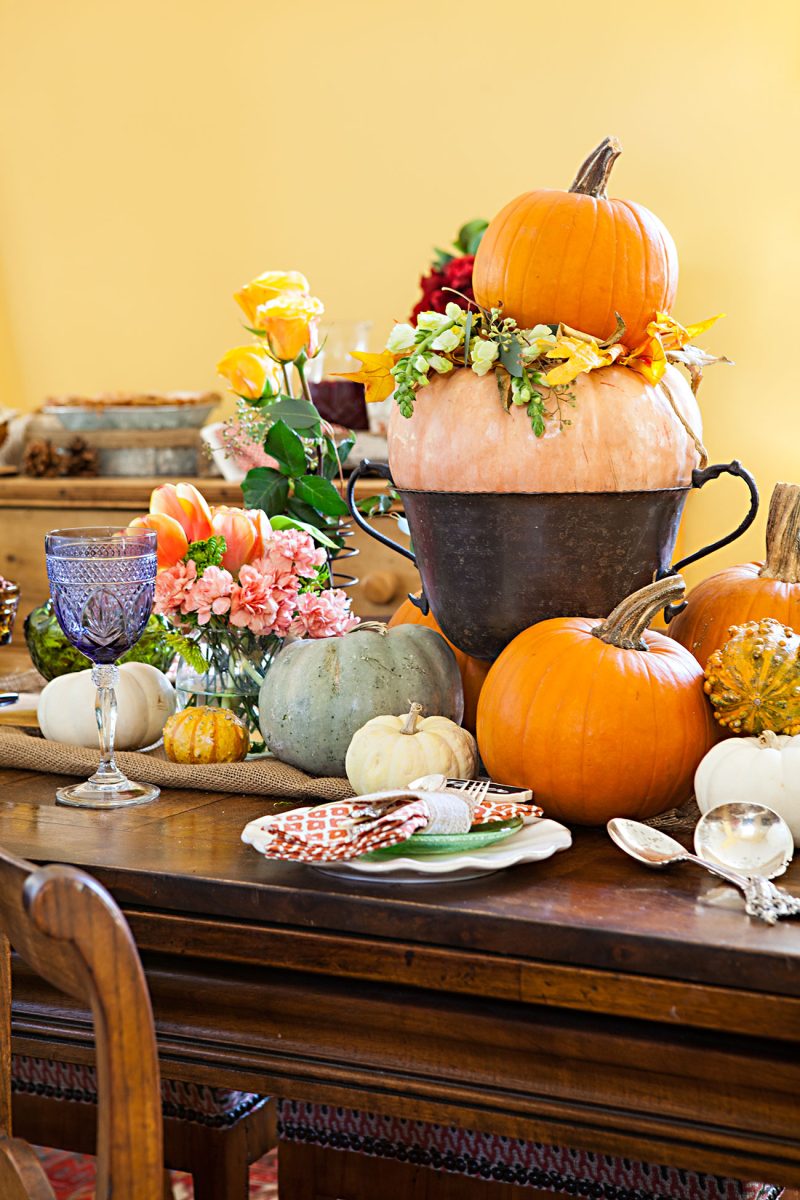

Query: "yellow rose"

xmin=216 ymin=344 xmax=282 ymax=400
xmin=253 ymin=291 xmax=325 ymax=363
xmin=233 ymin=270 xmax=311 ymax=327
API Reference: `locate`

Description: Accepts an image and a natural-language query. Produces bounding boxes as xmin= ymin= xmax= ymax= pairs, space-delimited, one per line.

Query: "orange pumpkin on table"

xmin=163 ymin=705 xmax=250 ymax=764
xmin=473 ymin=136 xmax=678 ymax=351
xmin=669 ymin=482 xmax=800 ymax=668
xmin=388 ymin=598 xmax=490 ymax=734
xmin=476 ymin=577 xmax=717 ymax=825
xmin=388 ymin=364 xmax=702 ymax=494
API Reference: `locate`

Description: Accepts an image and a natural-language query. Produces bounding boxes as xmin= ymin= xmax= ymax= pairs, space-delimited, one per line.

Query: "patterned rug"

xmin=36 ymin=1146 xmax=279 ymax=1199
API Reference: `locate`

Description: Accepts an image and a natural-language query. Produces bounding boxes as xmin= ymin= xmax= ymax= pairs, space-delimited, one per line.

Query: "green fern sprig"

xmin=162 ymin=630 xmax=206 ymax=674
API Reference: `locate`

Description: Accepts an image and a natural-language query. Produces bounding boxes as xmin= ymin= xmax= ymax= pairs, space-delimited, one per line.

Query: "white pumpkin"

xmin=38 ymin=662 xmax=176 ymax=750
xmin=695 ymin=730 xmax=800 ymax=845
xmin=345 ymin=702 xmax=478 ymax=796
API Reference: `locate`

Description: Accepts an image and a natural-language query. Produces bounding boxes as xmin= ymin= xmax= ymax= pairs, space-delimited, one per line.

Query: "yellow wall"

xmin=1 ymin=0 xmax=799 ymax=580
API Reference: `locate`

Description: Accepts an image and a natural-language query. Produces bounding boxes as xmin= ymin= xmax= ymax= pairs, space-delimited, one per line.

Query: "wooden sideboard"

xmin=0 ymin=476 xmax=419 ymax=619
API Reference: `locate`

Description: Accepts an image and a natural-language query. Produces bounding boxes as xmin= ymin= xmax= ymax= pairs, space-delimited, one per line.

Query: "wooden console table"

xmin=0 ymin=475 xmax=419 ymax=617
xmin=1 ymin=757 xmax=799 ymax=1188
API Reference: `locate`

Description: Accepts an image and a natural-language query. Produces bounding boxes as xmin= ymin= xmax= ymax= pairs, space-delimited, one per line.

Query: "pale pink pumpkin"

xmin=387 ymin=364 xmax=702 ymax=494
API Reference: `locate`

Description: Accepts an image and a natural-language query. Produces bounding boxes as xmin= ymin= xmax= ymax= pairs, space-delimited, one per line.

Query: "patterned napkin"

xmin=241 ymin=789 xmax=543 ymax=863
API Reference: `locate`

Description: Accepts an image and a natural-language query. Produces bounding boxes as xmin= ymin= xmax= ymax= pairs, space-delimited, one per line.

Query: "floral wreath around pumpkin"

xmin=339 ymin=301 xmax=729 ymax=438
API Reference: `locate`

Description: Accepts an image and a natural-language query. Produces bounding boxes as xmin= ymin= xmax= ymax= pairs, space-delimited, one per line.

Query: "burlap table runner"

xmin=0 ymin=726 xmax=354 ymax=801
xmin=0 ymin=667 xmax=45 ymax=693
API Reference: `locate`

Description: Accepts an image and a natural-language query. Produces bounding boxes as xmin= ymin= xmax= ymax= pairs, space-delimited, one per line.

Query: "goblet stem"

xmin=87 ymin=664 xmax=127 ymax=789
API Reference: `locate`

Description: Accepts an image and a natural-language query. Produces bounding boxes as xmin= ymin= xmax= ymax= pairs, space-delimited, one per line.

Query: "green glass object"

xmin=25 ymin=600 xmax=174 ymax=681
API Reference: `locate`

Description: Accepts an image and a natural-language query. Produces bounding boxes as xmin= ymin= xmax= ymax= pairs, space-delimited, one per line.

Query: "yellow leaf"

xmin=621 ymin=333 xmax=668 ymax=384
xmin=647 ymin=312 xmax=724 ymax=351
xmin=684 ymin=313 xmax=725 ymax=342
xmin=544 ymin=336 xmax=620 ymax=386
xmin=335 ymin=349 xmax=397 ymax=405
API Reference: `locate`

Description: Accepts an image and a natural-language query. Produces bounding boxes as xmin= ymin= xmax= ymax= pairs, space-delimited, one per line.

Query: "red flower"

xmin=411 ymin=254 xmax=476 ymax=322
xmin=444 ymin=255 xmax=475 ymax=294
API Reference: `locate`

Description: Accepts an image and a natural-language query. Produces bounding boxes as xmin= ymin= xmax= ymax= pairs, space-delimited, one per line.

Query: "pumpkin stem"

xmin=592 ymin=576 xmax=686 ymax=651
xmin=569 ymin=136 xmax=622 ymax=199
xmin=759 ymin=483 xmax=800 ymax=583
xmin=402 ymin=703 xmax=424 ymax=735
xmin=758 ymin=730 xmax=781 ymax=749
xmin=348 ymin=621 xmax=389 ymax=636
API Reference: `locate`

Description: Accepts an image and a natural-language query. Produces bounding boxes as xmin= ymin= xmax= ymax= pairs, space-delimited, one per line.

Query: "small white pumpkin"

xmin=345 ymin=701 xmax=478 ymax=796
xmin=695 ymin=730 xmax=800 ymax=845
xmin=38 ymin=662 xmax=176 ymax=750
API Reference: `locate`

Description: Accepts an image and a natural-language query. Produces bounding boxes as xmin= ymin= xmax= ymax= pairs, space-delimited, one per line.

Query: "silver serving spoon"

xmin=607 ymin=817 xmax=800 ymax=925
xmin=694 ymin=802 xmax=794 ymax=880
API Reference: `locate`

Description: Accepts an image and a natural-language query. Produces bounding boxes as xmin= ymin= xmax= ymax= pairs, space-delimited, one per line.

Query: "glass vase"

xmin=174 ymin=628 xmax=280 ymax=753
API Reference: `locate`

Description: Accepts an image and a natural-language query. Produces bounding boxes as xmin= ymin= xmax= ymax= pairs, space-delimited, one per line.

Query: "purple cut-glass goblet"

xmin=45 ymin=526 xmax=159 ymax=809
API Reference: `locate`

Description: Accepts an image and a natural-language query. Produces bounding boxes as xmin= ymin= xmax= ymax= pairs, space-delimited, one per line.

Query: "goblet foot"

xmin=56 ymin=778 xmax=160 ymax=809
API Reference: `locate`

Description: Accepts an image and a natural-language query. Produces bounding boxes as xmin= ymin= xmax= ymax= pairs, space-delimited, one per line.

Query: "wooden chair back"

xmin=0 ymin=844 xmax=163 ymax=1199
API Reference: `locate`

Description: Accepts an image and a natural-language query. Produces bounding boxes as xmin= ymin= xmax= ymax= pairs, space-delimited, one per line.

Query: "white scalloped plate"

xmin=308 ymin=818 xmax=572 ymax=883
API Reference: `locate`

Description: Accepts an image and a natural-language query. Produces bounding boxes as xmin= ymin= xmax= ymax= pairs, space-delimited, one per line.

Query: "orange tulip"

xmin=150 ymin=483 xmax=213 ymax=543
xmin=211 ymin=506 xmax=257 ymax=574
xmin=246 ymin=508 xmax=272 ymax=560
xmin=234 ymin=270 xmax=311 ymax=327
xmin=131 ymin=513 xmax=189 ymax=570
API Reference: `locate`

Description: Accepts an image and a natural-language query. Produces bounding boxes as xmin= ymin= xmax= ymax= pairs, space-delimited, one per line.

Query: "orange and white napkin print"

xmin=241 ymin=790 xmax=542 ymax=863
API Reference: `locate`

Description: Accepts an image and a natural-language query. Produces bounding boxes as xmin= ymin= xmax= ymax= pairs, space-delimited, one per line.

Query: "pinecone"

xmin=24 ymin=439 xmax=63 ymax=478
xmin=63 ymin=436 xmax=99 ymax=477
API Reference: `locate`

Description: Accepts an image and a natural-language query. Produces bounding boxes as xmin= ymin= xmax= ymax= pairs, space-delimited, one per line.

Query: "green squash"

xmin=258 ymin=623 xmax=464 ymax=777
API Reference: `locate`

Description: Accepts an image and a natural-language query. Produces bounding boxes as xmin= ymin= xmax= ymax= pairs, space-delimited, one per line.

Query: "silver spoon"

xmin=694 ymin=802 xmax=794 ymax=880
xmin=607 ymin=817 xmax=800 ymax=925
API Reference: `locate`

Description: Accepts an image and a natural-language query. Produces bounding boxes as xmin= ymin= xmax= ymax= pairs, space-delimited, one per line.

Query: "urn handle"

xmin=660 ymin=460 xmax=760 ymax=622
xmin=345 ymin=460 xmax=417 ymax=565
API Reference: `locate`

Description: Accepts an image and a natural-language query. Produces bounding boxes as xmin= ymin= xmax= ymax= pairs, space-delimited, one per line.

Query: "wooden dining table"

xmin=1 ymin=741 xmax=800 ymax=1192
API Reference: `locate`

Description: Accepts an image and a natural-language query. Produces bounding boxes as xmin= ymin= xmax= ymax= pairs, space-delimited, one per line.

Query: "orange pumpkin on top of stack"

xmin=389 ymin=137 xmax=696 ymax=500
xmin=472 ymin=135 xmax=677 ymax=350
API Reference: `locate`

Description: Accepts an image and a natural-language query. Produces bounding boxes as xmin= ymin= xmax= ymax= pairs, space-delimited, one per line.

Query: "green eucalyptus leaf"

xmin=294 ymin=475 xmax=349 ymax=517
xmin=264 ymin=419 xmax=307 ymax=477
xmin=267 ymin=395 xmax=322 ymax=434
xmin=499 ymin=339 xmax=524 ymax=378
xmin=241 ymin=466 xmax=290 ymax=517
xmin=463 ymin=311 xmax=473 ymax=367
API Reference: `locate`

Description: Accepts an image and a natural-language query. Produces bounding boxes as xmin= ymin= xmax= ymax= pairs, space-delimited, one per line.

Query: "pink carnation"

xmin=243 ymin=556 xmax=301 ymax=636
xmin=153 ymin=559 xmax=197 ymax=617
xmin=182 ymin=565 xmax=234 ymax=625
xmin=229 ymin=562 xmax=281 ymax=636
xmin=290 ymin=589 xmax=359 ymax=639
xmin=265 ymin=529 xmax=326 ymax=581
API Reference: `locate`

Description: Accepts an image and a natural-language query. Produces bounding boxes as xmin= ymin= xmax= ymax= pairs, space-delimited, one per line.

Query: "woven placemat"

xmin=0 ymin=726 xmax=354 ymax=801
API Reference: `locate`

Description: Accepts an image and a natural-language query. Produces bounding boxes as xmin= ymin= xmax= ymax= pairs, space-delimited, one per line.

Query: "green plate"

xmin=364 ymin=817 xmax=524 ymax=860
